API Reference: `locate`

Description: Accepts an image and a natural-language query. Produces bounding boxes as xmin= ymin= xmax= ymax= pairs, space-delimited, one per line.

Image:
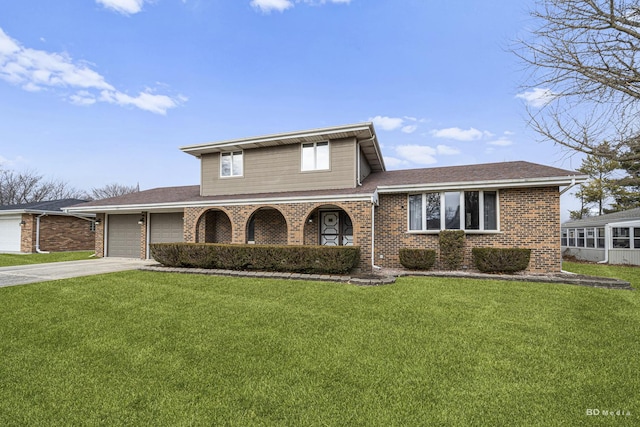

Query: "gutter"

xmin=598 ymin=224 xmax=611 ymax=264
xmin=559 ymin=178 xmax=577 ymax=195
xmin=376 ymin=175 xmax=589 ymax=193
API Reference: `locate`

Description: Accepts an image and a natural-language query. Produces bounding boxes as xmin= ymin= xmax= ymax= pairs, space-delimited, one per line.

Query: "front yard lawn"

xmin=0 ymin=271 xmax=638 ymax=425
xmin=0 ymin=251 xmax=95 ymax=267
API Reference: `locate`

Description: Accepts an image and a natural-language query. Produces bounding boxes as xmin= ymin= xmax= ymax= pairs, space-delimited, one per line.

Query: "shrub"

xmin=399 ymin=248 xmax=436 ymax=270
xmin=439 ymin=230 xmax=465 ymax=270
xmin=472 ymin=247 xmax=531 ymax=274
xmin=150 ymin=243 xmax=360 ymax=274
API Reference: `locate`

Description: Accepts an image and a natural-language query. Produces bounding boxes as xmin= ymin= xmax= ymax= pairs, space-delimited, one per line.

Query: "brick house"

xmin=0 ymin=199 xmax=95 ymax=253
xmin=66 ymin=123 xmax=587 ymax=272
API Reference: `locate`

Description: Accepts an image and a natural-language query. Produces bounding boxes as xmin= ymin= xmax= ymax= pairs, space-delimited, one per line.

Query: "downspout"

xmin=371 ymin=191 xmax=381 ymax=270
xmin=598 ymin=224 xmax=610 ymax=264
xmin=35 ymin=213 xmax=50 ymax=254
xmin=559 ymin=178 xmax=577 ymax=195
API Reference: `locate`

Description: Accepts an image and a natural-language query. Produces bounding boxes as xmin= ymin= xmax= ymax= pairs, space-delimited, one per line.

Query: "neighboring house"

xmin=0 ymin=199 xmax=95 ymax=253
xmin=66 ymin=123 xmax=586 ymax=272
xmin=561 ymin=207 xmax=640 ymax=266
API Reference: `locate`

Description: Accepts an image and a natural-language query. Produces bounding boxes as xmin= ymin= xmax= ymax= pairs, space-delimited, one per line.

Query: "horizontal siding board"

xmin=609 ymin=249 xmax=640 ymax=266
xmin=202 ymin=138 xmax=356 ymax=196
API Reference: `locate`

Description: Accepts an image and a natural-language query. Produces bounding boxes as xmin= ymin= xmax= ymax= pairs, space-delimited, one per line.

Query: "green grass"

xmin=0 ymin=271 xmax=638 ymax=426
xmin=0 ymin=251 xmax=95 ymax=267
xmin=564 ymin=260 xmax=640 ymax=288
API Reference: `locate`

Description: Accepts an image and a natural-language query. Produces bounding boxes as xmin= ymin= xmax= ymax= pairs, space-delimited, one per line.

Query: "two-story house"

xmin=67 ymin=123 xmax=587 ymax=272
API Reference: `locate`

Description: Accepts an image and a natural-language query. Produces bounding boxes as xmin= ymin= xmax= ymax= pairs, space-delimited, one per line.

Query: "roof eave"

xmin=376 ymin=175 xmax=588 ymax=193
xmin=64 ymin=192 xmax=376 ymax=214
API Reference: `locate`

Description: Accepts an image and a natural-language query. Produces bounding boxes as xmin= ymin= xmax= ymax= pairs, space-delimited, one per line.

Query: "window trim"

xmin=407 ymin=190 xmax=500 ymax=233
xmin=220 ymin=150 xmax=244 ymax=178
xmin=301 ymin=141 xmax=330 ymax=172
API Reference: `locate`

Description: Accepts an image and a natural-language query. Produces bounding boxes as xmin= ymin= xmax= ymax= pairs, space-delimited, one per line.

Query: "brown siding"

xmin=374 ymin=187 xmax=562 ymax=273
xmin=201 ymin=138 xmax=357 ymax=196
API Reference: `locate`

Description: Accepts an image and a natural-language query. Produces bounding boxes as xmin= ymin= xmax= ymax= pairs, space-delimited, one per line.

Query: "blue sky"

xmin=0 ymin=0 xmax=582 ymax=216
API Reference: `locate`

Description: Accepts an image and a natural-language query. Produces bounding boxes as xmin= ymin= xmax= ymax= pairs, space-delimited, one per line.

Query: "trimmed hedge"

xmin=150 ymin=243 xmax=361 ymax=274
xmin=472 ymin=247 xmax=531 ymax=274
xmin=439 ymin=230 xmax=465 ymax=270
xmin=399 ymin=248 xmax=436 ymax=270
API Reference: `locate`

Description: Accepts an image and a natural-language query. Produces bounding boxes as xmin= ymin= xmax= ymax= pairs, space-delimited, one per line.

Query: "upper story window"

xmin=220 ymin=151 xmax=243 ymax=177
xmin=301 ymin=142 xmax=329 ymax=171
xmin=408 ymin=190 xmax=498 ymax=232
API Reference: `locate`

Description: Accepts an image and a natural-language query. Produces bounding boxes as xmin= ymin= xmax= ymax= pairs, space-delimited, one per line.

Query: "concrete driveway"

xmin=0 ymin=258 xmax=155 ymax=288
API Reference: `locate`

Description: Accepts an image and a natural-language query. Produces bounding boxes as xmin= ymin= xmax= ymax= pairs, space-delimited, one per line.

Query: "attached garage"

xmin=107 ymin=214 xmax=141 ymax=258
xmin=150 ymin=213 xmax=184 ymax=244
xmin=0 ymin=214 xmax=22 ymax=252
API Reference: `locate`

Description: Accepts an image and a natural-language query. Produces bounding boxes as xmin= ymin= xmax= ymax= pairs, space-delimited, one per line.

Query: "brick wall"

xmin=184 ymin=200 xmax=372 ymax=270
xmin=20 ymin=214 xmax=95 ymax=253
xmin=374 ymin=187 xmax=562 ymax=273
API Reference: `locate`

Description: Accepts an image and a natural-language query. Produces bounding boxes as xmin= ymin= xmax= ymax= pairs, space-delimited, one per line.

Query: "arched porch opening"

xmin=195 ymin=209 xmax=232 ymax=243
xmin=304 ymin=205 xmax=354 ymax=246
xmin=246 ymin=207 xmax=288 ymax=245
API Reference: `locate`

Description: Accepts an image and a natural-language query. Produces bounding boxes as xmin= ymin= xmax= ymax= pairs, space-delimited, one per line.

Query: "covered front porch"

xmin=184 ymin=200 xmax=372 ymax=269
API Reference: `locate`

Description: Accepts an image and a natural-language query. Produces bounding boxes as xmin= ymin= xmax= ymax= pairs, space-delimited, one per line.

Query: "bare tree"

xmin=515 ymin=0 xmax=640 ymax=162
xmin=0 ymin=169 xmax=86 ymax=205
xmin=90 ymin=183 xmax=139 ymax=200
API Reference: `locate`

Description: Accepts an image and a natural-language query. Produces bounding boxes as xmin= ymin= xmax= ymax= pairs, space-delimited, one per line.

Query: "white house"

xmin=561 ymin=207 xmax=640 ymax=265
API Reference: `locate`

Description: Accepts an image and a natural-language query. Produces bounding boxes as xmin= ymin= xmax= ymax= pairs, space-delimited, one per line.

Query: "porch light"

xmin=19 ymin=220 xmax=26 ymax=226
xmin=138 ymin=215 xmax=145 ymax=225
xmin=94 ymin=218 xmax=101 ymax=225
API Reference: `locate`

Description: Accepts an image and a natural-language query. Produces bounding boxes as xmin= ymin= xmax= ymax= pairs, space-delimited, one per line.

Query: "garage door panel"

xmin=150 ymin=213 xmax=184 ymax=243
xmin=0 ymin=215 xmax=22 ymax=252
xmin=107 ymin=214 xmax=141 ymax=258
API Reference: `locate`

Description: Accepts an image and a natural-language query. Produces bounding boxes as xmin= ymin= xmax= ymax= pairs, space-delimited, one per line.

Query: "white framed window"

xmin=301 ymin=141 xmax=330 ymax=171
xmin=408 ymin=190 xmax=498 ymax=232
xmin=220 ymin=151 xmax=243 ymax=177
xmin=612 ymin=227 xmax=631 ymax=248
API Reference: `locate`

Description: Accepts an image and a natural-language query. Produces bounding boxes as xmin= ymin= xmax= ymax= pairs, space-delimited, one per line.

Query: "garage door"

xmin=0 ymin=214 xmax=22 ymax=252
xmin=107 ymin=214 xmax=141 ymax=258
xmin=150 ymin=213 xmax=184 ymax=243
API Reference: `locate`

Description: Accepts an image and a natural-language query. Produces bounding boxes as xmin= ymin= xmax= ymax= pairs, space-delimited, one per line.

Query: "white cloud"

xmin=396 ymin=145 xmax=437 ymax=165
xmin=430 ymin=127 xmax=486 ymax=141
xmin=436 ymin=144 xmax=461 ymax=155
xmin=251 ymin=0 xmax=293 ymax=13
xmin=383 ymin=156 xmax=410 ymax=169
xmin=251 ymin=0 xmax=351 ymax=13
xmin=369 ymin=115 xmax=404 ymax=131
xmin=96 ymin=0 xmax=147 ymax=15
xmin=487 ymin=137 xmax=513 ymax=147
xmin=401 ymin=125 xmax=417 ymax=134
xmin=516 ymin=87 xmax=556 ymax=108
xmin=0 ymin=27 xmax=184 ymax=115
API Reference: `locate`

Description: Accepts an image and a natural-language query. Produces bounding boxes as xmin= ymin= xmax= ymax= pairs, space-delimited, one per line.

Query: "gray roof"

xmin=562 ymin=207 xmax=640 ymax=228
xmin=67 ymin=161 xmax=584 ymax=213
xmin=0 ymin=199 xmax=90 ymax=213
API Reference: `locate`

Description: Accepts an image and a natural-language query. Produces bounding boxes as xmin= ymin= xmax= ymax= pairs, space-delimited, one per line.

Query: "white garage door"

xmin=0 ymin=215 xmax=22 ymax=252
xmin=107 ymin=214 xmax=141 ymax=258
xmin=150 ymin=213 xmax=184 ymax=243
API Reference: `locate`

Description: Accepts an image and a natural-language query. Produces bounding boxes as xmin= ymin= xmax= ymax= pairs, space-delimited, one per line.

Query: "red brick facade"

xmin=19 ymin=214 xmax=95 ymax=253
xmin=373 ymin=187 xmax=561 ymax=273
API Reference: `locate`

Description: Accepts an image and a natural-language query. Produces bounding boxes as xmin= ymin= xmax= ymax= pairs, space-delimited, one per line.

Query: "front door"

xmin=320 ymin=211 xmax=353 ymax=246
